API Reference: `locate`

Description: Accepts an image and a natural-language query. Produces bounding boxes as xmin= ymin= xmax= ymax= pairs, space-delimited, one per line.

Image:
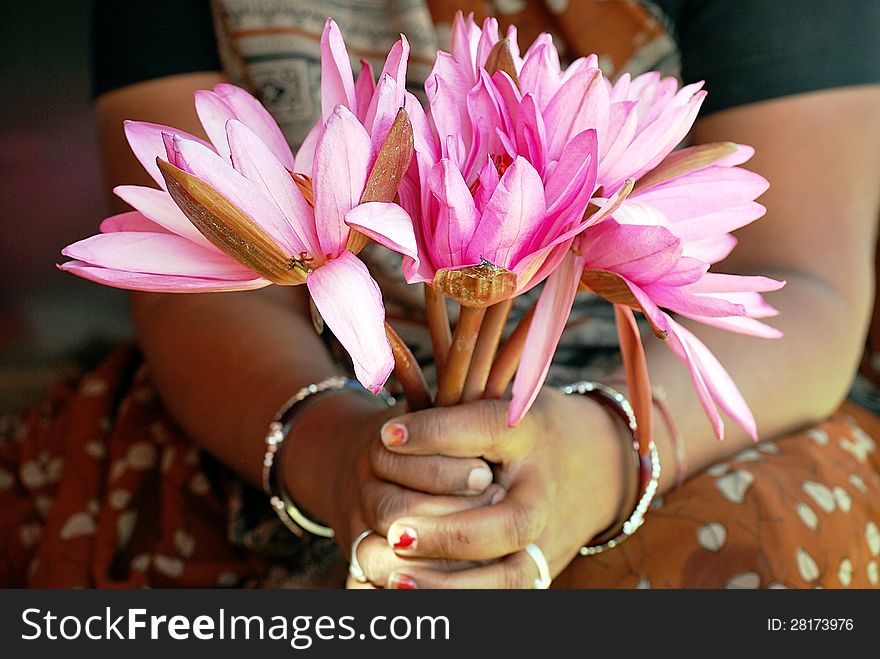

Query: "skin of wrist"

xmin=544 ymin=390 xmax=630 ymax=545
xmin=570 ymin=392 xmax=632 ymax=541
xmin=279 ymin=387 xmax=392 ymax=536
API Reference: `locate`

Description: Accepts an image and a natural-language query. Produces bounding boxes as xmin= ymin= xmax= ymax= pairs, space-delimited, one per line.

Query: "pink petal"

xmin=462 ymin=71 xmax=511 ymax=178
xmin=345 ymin=201 xmax=419 ymax=265
xmin=451 ymin=12 xmax=481 ymax=79
xmin=366 ymin=75 xmax=403 ymax=151
xmin=668 ymin=318 xmax=758 ymax=439
xmin=561 ymin=54 xmax=597 ymax=84
xmin=428 ymin=159 xmax=480 ymax=265
xmin=633 ymin=167 xmax=769 ymax=220
xmin=611 ymin=199 xmax=669 ymax=228
xmin=509 ymin=251 xmax=586 ymax=425
xmin=598 ymin=101 xmax=638 ymax=179
xmin=534 ymin=178 xmax=635 ymax=260
xmin=194 ymin=90 xmax=236 ymax=161
xmin=580 ymin=221 xmax=681 ymax=282
xmin=677 ymin=312 xmax=783 ymax=339
xmin=667 ymin=202 xmax=766 ymax=241
xmin=642 ymin=283 xmax=746 ymax=318
xmin=685 ymin=273 xmax=785 ymax=294
xmin=514 ymin=94 xmax=546 ymax=175
xmin=306 ymin=251 xmax=393 ymax=393
xmin=59 ymin=261 xmax=268 ymax=292
xmin=491 ymin=70 xmax=523 ymax=120
xmin=226 ymin=119 xmax=320 ymax=257
xmin=312 ymin=105 xmax=372 ymax=257
xmin=354 ymin=59 xmax=377 ymax=123
xmin=632 ymin=75 xmax=681 ymax=127
xmin=510 ymin=240 xmax=568 ymax=296
xmin=475 ymin=17 xmax=501 ymax=69
xmin=404 ymin=91 xmax=440 ymax=162
xmin=100 ymin=211 xmax=165 ymax=234
xmin=664 ymin=319 xmax=725 ymax=439
xmin=213 ymin=84 xmax=295 ymax=170
xmin=682 ymin=234 xmax=738 ymax=263
xmin=654 ymin=256 xmax=709 ymax=287
xmin=474 ymin=156 xmax=501 ymax=210
xmin=518 ymin=41 xmax=560 ymax=108
xmin=123 ymin=120 xmax=212 ymax=188
xmin=544 ymin=68 xmax=608 ymax=161
xmin=707 ymin=291 xmax=780 ymax=317
xmin=544 ymin=129 xmax=598 ymax=216
xmin=610 ymin=72 xmax=632 ymax=103
xmin=62 ymin=232 xmax=257 ymax=278
xmin=602 ymin=92 xmax=705 ymax=190
xmin=293 ymin=119 xmax=322 ymax=175
xmin=717 ymin=143 xmax=755 ymax=167
xmin=378 ymin=35 xmax=409 ymax=88
xmin=364 ymin=36 xmax=409 ymax=138
xmin=320 ymin=18 xmax=357 ymax=119
xmin=616 ymin=277 xmax=672 ymax=336
xmin=426 ymin=69 xmax=472 ymax=164
xmin=114 ymin=185 xmax=217 ymax=249
xmin=161 ymin=131 xmax=189 ymax=170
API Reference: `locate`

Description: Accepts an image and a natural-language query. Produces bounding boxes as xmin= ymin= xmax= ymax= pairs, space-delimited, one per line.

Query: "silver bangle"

xmin=262 ymin=376 xmax=395 ymax=538
xmin=560 ymin=381 xmax=661 ymax=556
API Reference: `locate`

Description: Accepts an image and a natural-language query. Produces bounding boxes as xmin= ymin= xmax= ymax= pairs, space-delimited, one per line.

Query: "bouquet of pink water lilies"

xmin=61 ymin=14 xmax=783 ymax=442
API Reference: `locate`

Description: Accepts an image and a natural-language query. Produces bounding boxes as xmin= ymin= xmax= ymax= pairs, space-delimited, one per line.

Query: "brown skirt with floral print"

xmin=2 ymin=346 xmax=878 ymax=589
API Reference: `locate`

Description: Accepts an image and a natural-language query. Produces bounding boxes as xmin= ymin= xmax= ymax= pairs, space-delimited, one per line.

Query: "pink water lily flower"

xmin=61 ymin=83 xmax=406 ymax=394
xmin=294 ymin=17 xmax=411 ymax=172
xmin=346 ymin=12 xmax=641 ymax=422
xmin=346 ymin=13 xmax=631 ymax=299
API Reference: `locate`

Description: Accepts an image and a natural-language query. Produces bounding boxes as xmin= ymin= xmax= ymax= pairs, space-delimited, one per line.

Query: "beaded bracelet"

xmin=262 ymin=375 xmax=395 ymax=538
xmin=560 ymin=381 xmax=661 ymax=556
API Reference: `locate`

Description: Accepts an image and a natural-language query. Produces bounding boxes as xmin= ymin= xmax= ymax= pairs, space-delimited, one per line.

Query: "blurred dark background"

xmin=0 ymin=2 xmax=132 ymax=413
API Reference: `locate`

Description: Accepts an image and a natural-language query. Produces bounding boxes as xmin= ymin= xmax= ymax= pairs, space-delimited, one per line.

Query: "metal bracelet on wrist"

xmin=262 ymin=375 xmax=395 ymax=538
xmin=560 ymin=380 xmax=661 ymax=556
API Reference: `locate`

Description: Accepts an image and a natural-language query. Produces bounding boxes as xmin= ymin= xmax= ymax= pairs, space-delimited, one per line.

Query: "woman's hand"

xmin=353 ymin=389 xmax=630 ymax=588
xmin=280 ymin=390 xmax=504 ymax=588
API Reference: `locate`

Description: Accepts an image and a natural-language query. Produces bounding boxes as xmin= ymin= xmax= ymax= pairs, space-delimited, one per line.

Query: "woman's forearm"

xmin=130 ymin=287 xmax=342 ymax=486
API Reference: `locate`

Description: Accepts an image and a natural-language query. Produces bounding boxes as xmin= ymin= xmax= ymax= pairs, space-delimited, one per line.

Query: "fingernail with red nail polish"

xmin=381 ymin=422 xmax=408 ymax=447
xmin=388 ymin=573 xmax=417 ymax=590
xmin=389 ymin=525 xmax=417 ymax=550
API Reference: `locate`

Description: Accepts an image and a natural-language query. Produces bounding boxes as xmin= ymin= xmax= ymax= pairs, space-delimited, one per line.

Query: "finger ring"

xmin=524 ymin=543 xmax=551 ymax=589
xmin=348 ymin=529 xmax=374 ymax=584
